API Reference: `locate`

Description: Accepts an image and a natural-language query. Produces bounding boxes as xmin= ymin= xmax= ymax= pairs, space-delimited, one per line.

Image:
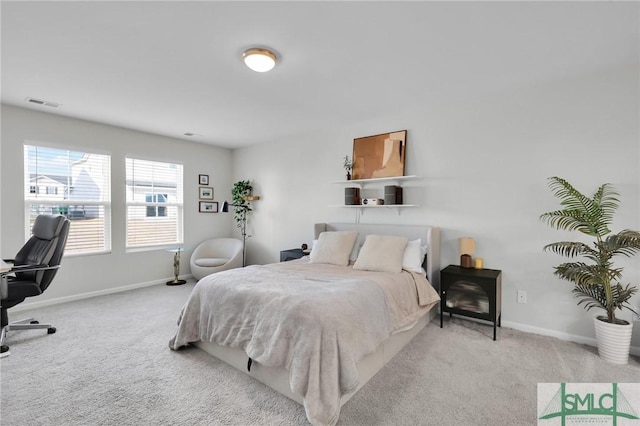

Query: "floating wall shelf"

xmin=330 ymin=175 xmax=421 ymax=219
xmin=330 ymin=175 xmax=419 ymax=187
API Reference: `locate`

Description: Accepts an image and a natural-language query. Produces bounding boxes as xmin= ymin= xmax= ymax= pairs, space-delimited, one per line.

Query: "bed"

xmin=170 ymin=223 xmax=441 ymax=425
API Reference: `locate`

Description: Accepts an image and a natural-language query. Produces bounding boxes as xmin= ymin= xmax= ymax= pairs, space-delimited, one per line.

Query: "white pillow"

xmin=312 ymin=235 xmax=361 ymax=262
xmin=313 ymin=236 xmax=388 ymax=264
xmin=309 ymin=231 xmax=358 ymax=266
xmin=402 ymin=239 xmax=428 ymax=273
xmin=353 ymin=235 xmax=409 ymax=273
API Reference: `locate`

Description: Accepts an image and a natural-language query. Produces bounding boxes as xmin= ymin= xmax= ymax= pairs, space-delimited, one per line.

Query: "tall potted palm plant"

xmin=540 ymin=177 xmax=640 ymax=364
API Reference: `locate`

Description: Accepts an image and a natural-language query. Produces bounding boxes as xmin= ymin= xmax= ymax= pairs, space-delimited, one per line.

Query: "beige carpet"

xmin=1 ymin=280 xmax=638 ymax=425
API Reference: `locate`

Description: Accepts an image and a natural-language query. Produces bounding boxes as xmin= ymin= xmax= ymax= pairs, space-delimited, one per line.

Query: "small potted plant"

xmin=343 ymin=155 xmax=353 ymax=180
xmin=540 ymin=176 xmax=640 ymax=364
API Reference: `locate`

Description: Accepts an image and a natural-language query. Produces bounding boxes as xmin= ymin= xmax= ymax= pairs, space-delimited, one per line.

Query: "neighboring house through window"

xmin=145 ymin=193 xmax=167 ymax=217
xmin=24 ymin=144 xmax=111 ymax=255
xmin=125 ymin=158 xmax=183 ymax=249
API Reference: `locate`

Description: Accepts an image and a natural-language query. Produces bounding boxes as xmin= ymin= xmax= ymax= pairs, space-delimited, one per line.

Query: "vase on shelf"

xmin=346 ymin=172 xmax=351 ymax=180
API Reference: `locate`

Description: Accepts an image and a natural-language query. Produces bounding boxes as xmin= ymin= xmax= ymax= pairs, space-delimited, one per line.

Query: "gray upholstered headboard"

xmin=314 ymin=223 xmax=441 ymax=290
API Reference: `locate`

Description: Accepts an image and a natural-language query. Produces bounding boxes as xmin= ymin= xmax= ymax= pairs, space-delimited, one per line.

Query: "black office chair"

xmin=0 ymin=214 xmax=70 ymax=356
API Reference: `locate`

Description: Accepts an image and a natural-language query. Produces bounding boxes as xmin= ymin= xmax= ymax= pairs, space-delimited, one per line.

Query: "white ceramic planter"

xmin=594 ymin=316 xmax=633 ymax=364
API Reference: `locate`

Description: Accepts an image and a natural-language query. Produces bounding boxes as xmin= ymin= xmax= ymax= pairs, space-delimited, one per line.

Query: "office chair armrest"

xmin=1 ymin=259 xmax=11 ymax=299
xmin=9 ymin=264 xmax=60 ymax=273
xmin=1 ymin=264 xmax=59 ymax=299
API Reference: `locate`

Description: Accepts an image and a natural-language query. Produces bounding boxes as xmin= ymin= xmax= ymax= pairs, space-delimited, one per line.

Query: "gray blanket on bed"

xmin=169 ymin=261 xmax=439 ymax=426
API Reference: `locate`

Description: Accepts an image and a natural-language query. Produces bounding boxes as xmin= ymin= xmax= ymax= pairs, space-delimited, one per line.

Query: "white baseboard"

xmin=502 ymin=320 xmax=640 ymax=357
xmin=10 ymin=274 xmax=194 ymax=313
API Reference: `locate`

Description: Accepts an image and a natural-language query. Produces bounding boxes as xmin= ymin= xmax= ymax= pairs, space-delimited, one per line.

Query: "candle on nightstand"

xmin=474 ymin=258 xmax=484 ymax=269
xmin=459 ymin=237 xmax=475 ymax=268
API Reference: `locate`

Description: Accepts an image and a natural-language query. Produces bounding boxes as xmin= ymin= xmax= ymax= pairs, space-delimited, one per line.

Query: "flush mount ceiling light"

xmin=243 ymin=48 xmax=277 ymax=72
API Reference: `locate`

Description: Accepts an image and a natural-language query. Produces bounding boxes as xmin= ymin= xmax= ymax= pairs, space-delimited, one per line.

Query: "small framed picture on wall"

xmin=199 ymin=201 xmax=218 ymax=213
xmin=199 ymin=174 xmax=209 ymax=185
xmin=199 ymin=187 xmax=213 ymax=200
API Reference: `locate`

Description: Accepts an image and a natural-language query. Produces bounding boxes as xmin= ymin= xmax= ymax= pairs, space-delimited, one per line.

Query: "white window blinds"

xmin=24 ymin=144 xmax=111 ymax=255
xmin=125 ymin=158 xmax=183 ymax=249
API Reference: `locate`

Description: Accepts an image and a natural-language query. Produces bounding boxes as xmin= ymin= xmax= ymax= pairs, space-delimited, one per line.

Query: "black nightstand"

xmin=280 ymin=248 xmax=307 ymax=262
xmin=440 ymin=265 xmax=502 ymax=340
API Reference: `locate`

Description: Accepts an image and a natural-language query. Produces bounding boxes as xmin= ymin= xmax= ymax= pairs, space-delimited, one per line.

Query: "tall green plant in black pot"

xmin=231 ymin=180 xmax=253 ymax=266
xmin=540 ymin=177 xmax=640 ymax=364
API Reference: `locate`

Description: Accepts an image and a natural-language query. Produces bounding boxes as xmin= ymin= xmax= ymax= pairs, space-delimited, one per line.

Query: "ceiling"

xmin=2 ymin=1 xmax=638 ymax=149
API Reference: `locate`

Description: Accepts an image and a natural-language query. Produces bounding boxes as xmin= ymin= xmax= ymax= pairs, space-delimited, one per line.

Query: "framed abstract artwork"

xmin=199 ymin=174 xmax=209 ymax=185
xmin=352 ymin=130 xmax=407 ymax=180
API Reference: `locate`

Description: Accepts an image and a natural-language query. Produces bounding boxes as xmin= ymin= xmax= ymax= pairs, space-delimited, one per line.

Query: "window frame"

xmin=125 ymin=157 xmax=184 ymax=251
xmin=23 ymin=143 xmax=112 ymax=257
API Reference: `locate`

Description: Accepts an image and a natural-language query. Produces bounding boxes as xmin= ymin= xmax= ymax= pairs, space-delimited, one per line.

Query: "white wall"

xmin=1 ymin=104 xmax=234 ymax=304
xmin=233 ymin=65 xmax=640 ymax=350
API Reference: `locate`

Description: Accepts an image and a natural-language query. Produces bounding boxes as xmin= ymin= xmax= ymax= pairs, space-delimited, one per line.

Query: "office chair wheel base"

xmin=47 ymin=327 xmax=56 ymax=334
xmin=30 ymin=320 xmax=39 ymax=324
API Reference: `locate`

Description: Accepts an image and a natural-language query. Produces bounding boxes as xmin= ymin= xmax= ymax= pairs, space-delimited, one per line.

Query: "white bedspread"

xmin=169 ymin=259 xmax=439 ymax=425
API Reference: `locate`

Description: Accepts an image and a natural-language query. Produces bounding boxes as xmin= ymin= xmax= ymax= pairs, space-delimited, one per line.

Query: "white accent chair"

xmin=190 ymin=238 xmax=243 ymax=280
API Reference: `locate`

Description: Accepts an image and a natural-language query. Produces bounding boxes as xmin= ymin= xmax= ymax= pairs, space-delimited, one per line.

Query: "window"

xmin=125 ymin=158 xmax=183 ymax=249
xmin=24 ymin=144 xmax=111 ymax=255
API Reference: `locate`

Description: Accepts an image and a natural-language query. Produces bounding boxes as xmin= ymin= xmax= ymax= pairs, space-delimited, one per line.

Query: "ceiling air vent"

xmin=25 ymin=97 xmax=61 ymax=108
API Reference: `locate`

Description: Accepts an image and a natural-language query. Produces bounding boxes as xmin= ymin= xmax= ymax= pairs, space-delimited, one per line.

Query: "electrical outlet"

xmin=517 ymin=290 xmax=527 ymax=304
